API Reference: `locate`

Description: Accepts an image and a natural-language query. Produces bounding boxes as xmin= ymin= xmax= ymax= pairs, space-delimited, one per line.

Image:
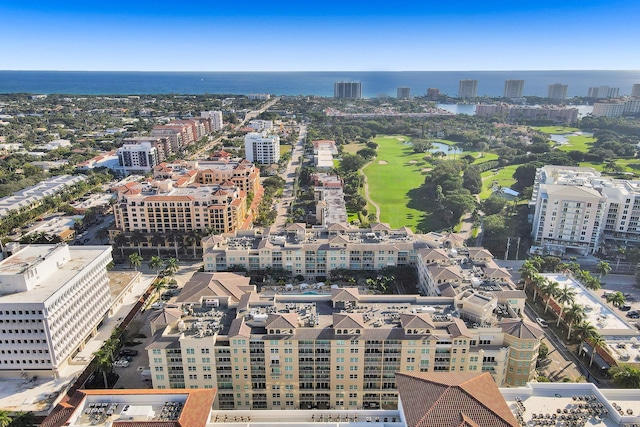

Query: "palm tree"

xmin=8 ymin=411 xmax=35 ymax=427
xmin=165 ymin=257 xmax=179 ymax=280
xmin=128 ymin=252 xmax=143 ymax=272
xmin=555 ymin=284 xmax=577 ymax=326
xmin=609 ymin=365 xmax=640 ymax=388
xmin=96 ymin=227 xmax=110 ymax=244
xmin=595 ymin=260 xmax=611 ymax=279
xmin=565 ymin=303 xmax=585 ymax=339
xmin=185 ymin=229 xmax=202 ymax=259
xmin=519 ymin=260 xmax=539 ymax=293
xmin=113 ymin=233 xmax=128 ymax=259
xmin=542 ymin=279 xmax=560 ymax=314
xmin=166 ymin=231 xmax=181 ymax=260
xmin=588 ymin=334 xmax=606 ymax=367
xmin=129 ymin=230 xmax=146 ymax=255
xmin=0 ymin=411 xmax=11 ymax=427
xmin=93 ymin=348 xmax=113 ymax=389
xmin=606 ymin=291 xmax=625 ymax=308
xmin=148 ymin=256 xmax=164 ymax=276
xmin=152 ymin=278 xmax=168 ymax=299
xmin=575 ymin=321 xmax=597 ymax=352
xmin=151 ymin=234 xmax=166 ymax=257
xmin=531 ymin=274 xmax=546 ymax=301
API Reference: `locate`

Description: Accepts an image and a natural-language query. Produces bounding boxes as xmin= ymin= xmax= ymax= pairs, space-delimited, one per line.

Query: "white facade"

xmin=547 ymin=83 xmax=568 ymax=100
xmin=503 ymin=80 xmax=524 ymax=98
xmin=117 ymin=141 xmax=160 ymax=174
xmin=244 ymin=132 xmax=280 ymax=164
xmin=458 ymin=80 xmax=478 ymax=98
xmin=593 ymin=102 xmax=626 ymax=117
xmin=247 ymin=120 xmax=273 ymax=132
xmin=201 ymin=111 xmax=224 ymax=131
xmin=530 ymin=165 xmax=640 ymax=254
xmin=0 ymin=244 xmax=113 ymax=377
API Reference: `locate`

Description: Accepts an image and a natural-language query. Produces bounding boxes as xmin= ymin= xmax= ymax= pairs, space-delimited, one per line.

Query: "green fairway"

xmin=556 ymin=134 xmax=595 ymax=152
xmin=362 ymin=135 xmax=444 ymax=232
xmin=480 ymin=165 xmax=519 ymax=199
xmin=533 ymin=126 xmax=581 ymax=134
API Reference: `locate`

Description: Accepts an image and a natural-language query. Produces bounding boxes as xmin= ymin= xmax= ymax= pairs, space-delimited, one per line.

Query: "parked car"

xmin=167 ymin=283 xmax=179 ymax=289
xmin=120 ymin=349 xmax=139 ymax=357
xmin=536 ymin=318 xmax=548 ymax=328
xmin=626 ymin=310 xmax=640 ymax=319
xmin=620 ymin=304 xmax=632 ymax=311
xmin=161 ymin=293 xmax=172 ymax=301
xmin=113 ymin=359 xmax=130 ymax=368
xmin=150 ymin=302 xmax=165 ymax=310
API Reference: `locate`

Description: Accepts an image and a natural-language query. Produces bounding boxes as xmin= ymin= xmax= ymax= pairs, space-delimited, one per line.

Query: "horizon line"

xmin=2 ymin=69 xmax=640 ymax=73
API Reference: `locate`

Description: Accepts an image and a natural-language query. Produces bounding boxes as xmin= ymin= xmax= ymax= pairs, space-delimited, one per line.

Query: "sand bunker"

xmin=408 ymin=160 xmax=417 ymax=164
xmin=378 ymin=160 xmax=388 ymax=165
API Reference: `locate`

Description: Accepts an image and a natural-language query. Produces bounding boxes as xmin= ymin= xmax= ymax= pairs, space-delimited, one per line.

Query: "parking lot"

xmin=594 ymin=274 xmax=640 ymax=327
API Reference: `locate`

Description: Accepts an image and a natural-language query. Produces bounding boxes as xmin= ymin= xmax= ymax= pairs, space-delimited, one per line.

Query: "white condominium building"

xmin=146 ymin=274 xmax=543 ymax=410
xmin=530 ymin=165 xmax=640 ymax=255
xmin=244 ymin=132 xmax=280 ymax=164
xmin=0 ymin=244 xmax=113 ymax=378
xmin=247 ymin=120 xmax=274 ymax=132
xmin=116 ymin=141 xmax=160 ymax=175
xmin=201 ymin=111 xmax=224 ymax=131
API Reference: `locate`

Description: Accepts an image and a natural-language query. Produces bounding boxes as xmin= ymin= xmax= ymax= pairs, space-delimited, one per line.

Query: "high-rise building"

xmin=547 ymin=83 xmax=568 ymax=100
xmin=116 ymin=141 xmax=160 ymax=175
xmin=334 ymin=81 xmax=362 ymax=99
xmin=426 ymin=88 xmax=441 ymax=99
xmin=632 ymin=83 xmax=640 ymax=97
xmin=397 ymin=87 xmax=411 ymax=99
xmin=503 ymin=80 xmax=524 ymax=98
xmin=588 ymin=86 xmax=620 ymax=99
xmin=201 ymin=111 xmax=224 ymax=131
xmin=458 ymin=80 xmax=478 ymax=98
xmin=530 ymin=165 xmax=640 ymax=255
xmin=0 ymin=244 xmax=113 ymax=378
xmin=244 ymin=132 xmax=281 ymax=164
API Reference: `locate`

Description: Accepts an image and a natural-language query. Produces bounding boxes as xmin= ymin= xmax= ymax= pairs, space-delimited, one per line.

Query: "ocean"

xmin=0 ymin=70 xmax=639 ymax=97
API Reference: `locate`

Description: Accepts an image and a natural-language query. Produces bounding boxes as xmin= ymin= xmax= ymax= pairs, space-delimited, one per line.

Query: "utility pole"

xmin=515 ymin=237 xmax=521 ymax=260
xmin=505 ymin=237 xmax=511 ymax=261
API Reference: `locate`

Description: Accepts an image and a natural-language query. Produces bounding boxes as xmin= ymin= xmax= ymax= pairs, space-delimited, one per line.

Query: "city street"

xmin=273 ymin=123 xmax=306 ymax=228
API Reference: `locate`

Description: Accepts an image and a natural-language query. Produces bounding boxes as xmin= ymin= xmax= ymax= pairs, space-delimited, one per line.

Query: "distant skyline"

xmin=1 ymin=0 xmax=639 ymax=72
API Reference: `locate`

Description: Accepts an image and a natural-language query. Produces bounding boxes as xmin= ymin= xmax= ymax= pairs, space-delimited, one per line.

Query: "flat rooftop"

xmin=501 ymin=383 xmax=640 ymax=426
xmin=0 ymin=245 xmax=111 ymax=303
xmin=543 ymin=274 xmax=633 ymax=333
xmin=208 ymin=409 xmax=403 ymax=427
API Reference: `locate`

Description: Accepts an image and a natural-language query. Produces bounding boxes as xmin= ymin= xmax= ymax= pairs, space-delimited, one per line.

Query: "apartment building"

xmin=503 ymin=80 xmax=524 ymax=98
xmin=244 ymin=132 xmax=280 ymax=164
xmin=592 ymin=99 xmax=640 ymax=117
xmin=152 ymin=157 xmax=261 ymax=195
xmin=116 ymin=141 xmax=160 ymax=175
xmin=530 ymin=165 xmax=640 ymax=254
xmin=201 ymin=111 xmax=224 ymax=131
xmin=112 ymin=177 xmax=249 ymax=235
xmin=632 ymin=83 xmax=640 ymax=98
xmin=475 ymin=104 xmax=578 ymax=125
xmin=458 ymin=80 xmax=478 ymax=99
xmin=547 ymin=83 xmax=568 ymax=100
xmin=334 ymin=82 xmax=362 ymax=99
xmin=146 ymin=274 xmax=543 ymax=410
xmin=396 ymin=87 xmax=411 ymax=99
xmin=0 ymin=244 xmax=112 ymax=378
xmin=202 ymin=223 xmax=444 ymax=280
xmin=588 ymin=86 xmax=620 ymax=99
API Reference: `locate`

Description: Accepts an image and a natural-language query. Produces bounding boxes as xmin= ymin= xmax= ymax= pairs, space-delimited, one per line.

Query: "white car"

xmin=113 ymin=359 xmax=130 ymax=368
xmin=536 ymin=318 xmax=548 ymax=328
xmin=150 ymin=302 xmax=165 ymax=310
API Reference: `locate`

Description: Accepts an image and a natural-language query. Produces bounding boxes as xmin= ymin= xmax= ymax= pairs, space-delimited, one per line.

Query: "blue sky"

xmin=1 ymin=0 xmax=638 ymax=71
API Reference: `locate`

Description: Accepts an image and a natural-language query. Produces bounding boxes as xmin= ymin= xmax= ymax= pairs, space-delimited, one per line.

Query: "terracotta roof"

xmin=399 ymin=313 xmax=435 ymax=329
xmin=468 ymin=248 xmax=494 ymax=259
xmin=266 ymin=313 xmax=299 ymax=330
xmin=396 ymin=372 xmax=519 ymax=427
xmin=228 ymin=317 xmax=251 ymax=338
xmin=176 ymin=272 xmax=252 ymax=305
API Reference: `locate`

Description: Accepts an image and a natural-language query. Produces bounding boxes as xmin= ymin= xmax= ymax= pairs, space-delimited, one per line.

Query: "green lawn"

xmin=556 ymin=134 xmax=595 ymax=152
xmin=342 ymin=142 xmax=367 ymax=155
xmin=362 ymin=135 xmax=445 ymax=232
xmin=532 ymin=126 xmax=581 ymax=135
xmin=480 ymin=165 xmax=519 ymax=199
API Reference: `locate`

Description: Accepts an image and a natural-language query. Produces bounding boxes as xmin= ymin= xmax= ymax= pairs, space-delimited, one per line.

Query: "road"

xmin=189 ymin=97 xmax=280 ymax=160
xmin=523 ymin=303 xmax=583 ymax=382
xmin=273 ymin=123 xmax=306 ymax=228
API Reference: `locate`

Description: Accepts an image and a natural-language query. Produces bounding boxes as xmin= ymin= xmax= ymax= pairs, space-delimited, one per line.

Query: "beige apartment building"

xmin=146 ymin=274 xmax=544 ymax=411
xmin=201 ymin=224 xmax=455 ymax=281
